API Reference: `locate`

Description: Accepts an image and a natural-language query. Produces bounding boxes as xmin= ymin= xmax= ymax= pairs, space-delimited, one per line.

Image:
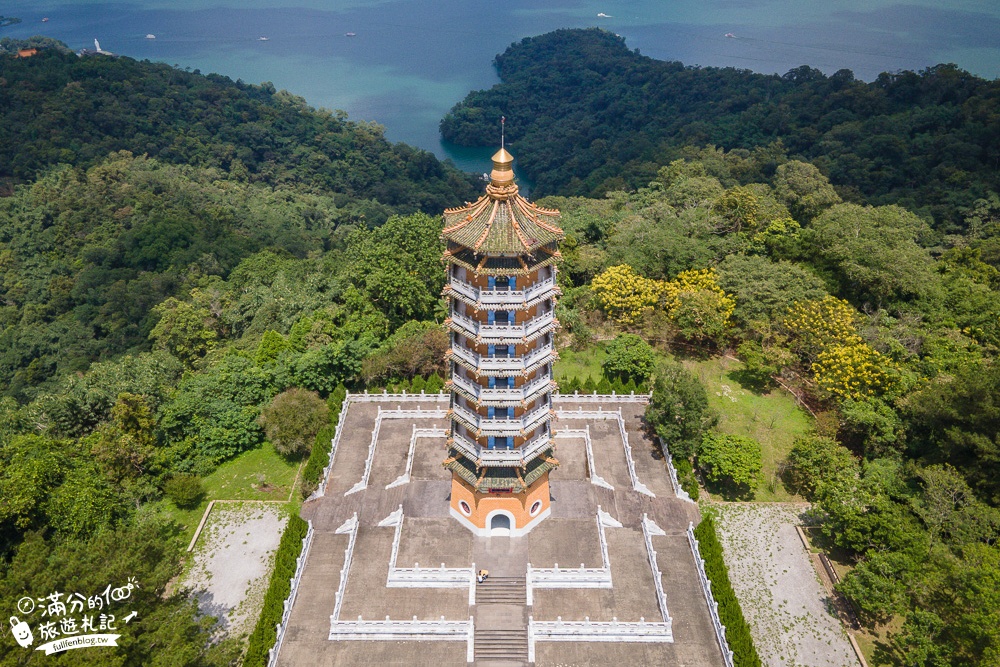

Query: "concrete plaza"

xmin=277 ymin=396 xmax=727 ymax=667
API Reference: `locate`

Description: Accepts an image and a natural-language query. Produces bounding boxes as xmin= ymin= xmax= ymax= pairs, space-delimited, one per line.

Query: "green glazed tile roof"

xmin=443 ymin=449 xmax=558 ymax=493
xmin=441 ymin=149 xmax=563 ymax=255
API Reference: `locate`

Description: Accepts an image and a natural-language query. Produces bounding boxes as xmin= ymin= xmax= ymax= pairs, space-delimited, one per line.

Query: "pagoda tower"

xmin=441 ymin=147 xmax=564 ymax=537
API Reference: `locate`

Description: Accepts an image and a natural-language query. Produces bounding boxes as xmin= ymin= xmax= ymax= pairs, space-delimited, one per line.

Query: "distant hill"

xmin=441 ymin=28 xmax=1000 ymax=231
xmin=0 ymin=47 xmax=477 ymax=214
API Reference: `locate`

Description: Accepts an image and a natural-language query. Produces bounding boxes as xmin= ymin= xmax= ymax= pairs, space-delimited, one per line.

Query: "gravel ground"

xmin=185 ymin=502 xmax=288 ymax=638
xmin=713 ymin=503 xmax=857 ymax=667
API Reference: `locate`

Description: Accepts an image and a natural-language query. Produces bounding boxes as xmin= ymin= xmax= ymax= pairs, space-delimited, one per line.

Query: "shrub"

xmin=301 ymin=385 xmax=347 ymax=498
xmin=784 ymin=434 xmax=858 ymax=499
xmin=244 ymin=514 xmax=309 ymax=667
xmin=698 ymin=433 xmax=763 ymax=491
xmin=258 ymin=387 xmax=329 ymax=457
xmin=163 ymin=473 xmax=205 ymax=508
xmin=602 ymin=333 xmax=656 ymax=382
xmin=694 ymin=515 xmax=763 ymax=667
xmin=674 ymin=457 xmax=701 ymax=501
xmin=645 ymin=360 xmax=717 ymax=459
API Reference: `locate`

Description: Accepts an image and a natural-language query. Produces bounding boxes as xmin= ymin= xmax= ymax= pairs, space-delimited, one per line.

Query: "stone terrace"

xmin=277 ymin=396 xmax=727 ymax=667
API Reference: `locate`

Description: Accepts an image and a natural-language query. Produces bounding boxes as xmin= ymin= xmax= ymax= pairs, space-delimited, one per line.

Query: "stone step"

xmin=474 ymin=628 xmax=528 ymax=662
xmin=476 ymin=577 xmax=526 ymax=605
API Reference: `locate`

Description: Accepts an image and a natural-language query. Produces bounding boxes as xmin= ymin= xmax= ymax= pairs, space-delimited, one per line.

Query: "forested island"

xmin=0 ymin=33 xmax=998 ymax=667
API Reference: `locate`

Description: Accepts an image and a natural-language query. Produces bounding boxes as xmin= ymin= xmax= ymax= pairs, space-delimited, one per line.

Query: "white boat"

xmin=725 ymin=32 xmax=736 ymax=38
xmin=345 ymin=32 xmax=356 ymax=37
xmin=597 ymin=12 xmax=612 ymax=18
xmin=146 ymin=34 xmax=156 ymax=39
xmin=258 ymin=36 xmax=269 ymax=41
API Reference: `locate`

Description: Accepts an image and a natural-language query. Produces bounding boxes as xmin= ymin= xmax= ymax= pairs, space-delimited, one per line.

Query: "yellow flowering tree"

xmin=661 ymin=268 xmax=736 ymax=345
xmin=781 ymin=296 xmax=862 ymax=361
xmin=591 ymin=264 xmax=664 ymax=326
xmin=812 ymin=342 xmax=892 ymax=400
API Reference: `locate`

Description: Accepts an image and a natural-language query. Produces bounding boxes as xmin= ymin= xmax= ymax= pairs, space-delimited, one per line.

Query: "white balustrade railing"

xmin=641 ymin=515 xmax=672 ymax=626
xmin=528 ymin=616 xmax=672 ymax=662
xmin=351 ymin=390 xmax=449 ymax=403
xmin=344 ymin=407 xmax=384 ymax=496
xmin=331 ymin=514 xmax=359 ymax=622
xmin=313 ymin=394 xmax=352 ymax=498
xmin=451 ymin=372 xmax=553 ymax=404
xmin=687 ymin=522 xmax=735 ymax=667
xmin=555 ymin=426 xmax=614 ymax=490
xmin=449 ymin=431 xmax=552 ymax=466
xmin=553 ymin=391 xmax=652 ymax=404
xmin=329 ymin=617 xmax=475 ymax=662
xmin=451 ymin=402 xmax=551 ymax=436
xmin=657 ymin=436 xmax=693 ymax=502
xmin=347 ymin=406 xmax=447 ymax=495
xmin=386 ymin=426 xmax=447 ymax=489
xmin=526 ymin=507 xmax=620 ymax=605
xmin=445 ymin=276 xmax=557 ymax=308
xmin=448 ymin=310 xmax=557 ymax=342
xmin=379 ymin=505 xmax=476 ymax=602
xmin=555 ymin=407 xmax=654 ymax=497
xmin=267 ymin=521 xmax=315 ymax=667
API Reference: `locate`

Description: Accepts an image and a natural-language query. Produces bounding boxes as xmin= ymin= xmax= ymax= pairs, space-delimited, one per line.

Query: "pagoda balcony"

xmin=450 ymin=372 xmax=553 ymax=406
xmin=444 ymin=277 xmax=559 ymax=310
xmin=447 ymin=310 xmax=557 ymax=344
xmin=450 ymin=431 xmax=552 ymax=468
xmin=451 ymin=402 xmax=552 ymax=437
xmin=448 ymin=343 xmax=557 ymax=376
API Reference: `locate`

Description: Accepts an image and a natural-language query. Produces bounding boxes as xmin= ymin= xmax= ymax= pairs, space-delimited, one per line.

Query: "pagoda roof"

xmin=442 ymin=148 xmax=563 ymax=255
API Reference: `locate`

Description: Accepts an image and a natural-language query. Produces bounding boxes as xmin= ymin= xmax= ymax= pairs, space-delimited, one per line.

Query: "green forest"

xmin=441 ymin=28 xmax=1000 ymax=233
xmin=1 ymin=32 xmax=999 ymax=666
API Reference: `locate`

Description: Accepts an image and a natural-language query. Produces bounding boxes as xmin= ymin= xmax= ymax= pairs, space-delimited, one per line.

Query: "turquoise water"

xmin=4 ymin=0 xmax=999 ymax=171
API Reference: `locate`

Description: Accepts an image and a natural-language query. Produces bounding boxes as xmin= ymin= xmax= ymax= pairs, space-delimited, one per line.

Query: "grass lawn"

xmin=553 ymin=343 xmax=609 ymax=384
xmin=685 ymin=356 xmax=814 ymax=501
xmin=158 ymin=441 xmax=303 ymax=542
xmin=554 ymin=342 xmax=670 ymax=386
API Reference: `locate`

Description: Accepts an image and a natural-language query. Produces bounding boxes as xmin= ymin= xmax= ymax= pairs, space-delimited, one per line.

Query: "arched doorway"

xmin=489 ymin=512 xmax=512 ymax=536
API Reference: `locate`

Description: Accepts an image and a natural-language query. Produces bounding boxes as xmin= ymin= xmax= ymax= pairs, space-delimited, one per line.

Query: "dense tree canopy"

xmin=0 ymin=48 xmax=477 ymax=210
xmin=442 ymin=28 xmax=1000 ymax=231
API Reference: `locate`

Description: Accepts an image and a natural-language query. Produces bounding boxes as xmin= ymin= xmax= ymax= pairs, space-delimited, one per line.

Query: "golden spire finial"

xmin=486 ymin=115 xmax=518 ymax=199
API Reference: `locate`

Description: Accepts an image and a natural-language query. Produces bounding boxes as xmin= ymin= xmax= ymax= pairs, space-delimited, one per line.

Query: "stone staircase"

xmin=474 ymin=628 xmax=529 ymax=663
xmin=475 ymin=576 xmax=528 ymax=664
xmin=476 ymin=576 xmax=526 ymax=605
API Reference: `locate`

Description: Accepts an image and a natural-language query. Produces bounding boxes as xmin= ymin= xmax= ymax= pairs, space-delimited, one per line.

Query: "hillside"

xmin=441 ymin=28 xmax=1000 ymax=232
xmin=0 ymin=47 xmax=477 ymax=211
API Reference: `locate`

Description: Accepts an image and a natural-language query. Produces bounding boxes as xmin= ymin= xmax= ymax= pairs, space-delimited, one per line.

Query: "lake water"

xmin=4 ymin=0 xmax=999 ymax=171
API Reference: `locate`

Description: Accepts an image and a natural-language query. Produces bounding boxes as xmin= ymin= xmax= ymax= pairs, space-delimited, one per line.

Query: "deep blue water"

xmin=4 ymin=0 xmax=999 ymax=171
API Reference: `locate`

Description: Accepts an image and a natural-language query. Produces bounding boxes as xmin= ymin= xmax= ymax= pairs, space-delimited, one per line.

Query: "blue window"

xmin=507 ymin=376 xmax=515 ymax=389
xmin=509 ymin=276 xmax=517 ymax=289
xmin=488 ymin=310 xmax=495 ymax=325
xmin=488 ymin=436 xmax=496 ymax=449
xmin=488 ymin=406 xmax=495 ymax=419
xmin=507 ymin=407 xmax=515 ymax=419
xmin=488 ymin=376 xmax=496 ymax=389
xmin=488 ymin=276 xmax=496 ymax=290
xmin=488 ymin=344 xmax=496 ymax=356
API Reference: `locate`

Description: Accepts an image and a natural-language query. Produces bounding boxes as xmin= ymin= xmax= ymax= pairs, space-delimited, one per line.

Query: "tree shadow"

xmin=727 ymin=368 xmax=776 ymax=396
xmin=702 ymin=476 xmax=755 ymax=501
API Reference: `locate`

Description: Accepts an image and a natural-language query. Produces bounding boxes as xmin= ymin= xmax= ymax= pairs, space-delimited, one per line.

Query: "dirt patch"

xmin=713 ymin=503 xmax=857 ymax=667
xmin=184 ymin=502 xmax=288 ymax=639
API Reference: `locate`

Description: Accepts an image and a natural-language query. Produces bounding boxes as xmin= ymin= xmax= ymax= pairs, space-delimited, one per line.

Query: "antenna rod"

xmin=501 ymin=116 xmax=505 ymax=149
